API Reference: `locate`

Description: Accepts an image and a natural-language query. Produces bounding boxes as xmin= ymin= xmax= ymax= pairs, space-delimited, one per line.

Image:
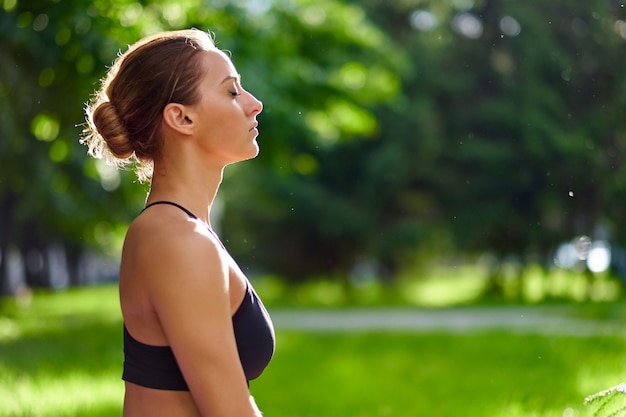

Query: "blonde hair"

xmin=82 ymin=29 xmax=215 ymax=182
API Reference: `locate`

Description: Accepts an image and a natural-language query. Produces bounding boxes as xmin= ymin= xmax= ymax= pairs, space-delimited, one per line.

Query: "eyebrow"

xmin=220 ymin=74 xmax=241 ymax=85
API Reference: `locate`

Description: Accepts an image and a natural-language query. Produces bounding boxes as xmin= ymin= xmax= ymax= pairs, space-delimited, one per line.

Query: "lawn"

xmin=1 ymin=284 xmax=626 ymax=416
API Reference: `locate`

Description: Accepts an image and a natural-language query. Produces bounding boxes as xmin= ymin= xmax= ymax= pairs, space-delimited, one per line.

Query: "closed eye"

xmin=230 ymin=90 xmax=241 ymax=97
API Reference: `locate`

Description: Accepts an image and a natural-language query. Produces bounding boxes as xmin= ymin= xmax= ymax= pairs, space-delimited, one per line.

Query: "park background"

xmin=2 ymin=0 xmax=626 ymax=415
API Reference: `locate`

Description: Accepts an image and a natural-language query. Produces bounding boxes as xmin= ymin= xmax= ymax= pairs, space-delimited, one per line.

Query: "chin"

xmin=233 ymin=144 xmax=260 ymax=164
xmin=248 ymin=141 xmax=260 ymax=158
xmin=246 ymin=149 xmax=260 ymax=161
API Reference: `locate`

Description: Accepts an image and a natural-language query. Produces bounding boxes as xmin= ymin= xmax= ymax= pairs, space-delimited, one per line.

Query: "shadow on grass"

xmin=0 ymin=317 xmax=123 ymax=377
xmin=1 ymin=309 xmax=124 ymax=416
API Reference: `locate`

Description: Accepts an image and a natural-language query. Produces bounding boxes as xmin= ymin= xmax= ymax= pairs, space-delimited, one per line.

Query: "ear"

xmin=162 ymin=103 xmax=194 ymax=136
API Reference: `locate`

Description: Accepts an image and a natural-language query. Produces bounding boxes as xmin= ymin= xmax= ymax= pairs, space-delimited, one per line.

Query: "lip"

xmin=249 ymin=122 xmax=258 ymax=132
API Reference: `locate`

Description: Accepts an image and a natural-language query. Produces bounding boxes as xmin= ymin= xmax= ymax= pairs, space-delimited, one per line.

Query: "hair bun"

xmin=91 ymin=101 xmax=134 ymax=159
xmin=82 ymin=29 xmax=216 ymax=183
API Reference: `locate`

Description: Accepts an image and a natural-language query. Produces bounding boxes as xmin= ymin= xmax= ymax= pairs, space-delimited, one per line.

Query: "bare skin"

xmin=119 ymin=49 xmax=264 ymax=417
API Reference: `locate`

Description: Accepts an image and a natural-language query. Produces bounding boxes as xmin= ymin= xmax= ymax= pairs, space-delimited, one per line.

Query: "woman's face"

xmin=187 ymin=49 xmax=263 ymax=165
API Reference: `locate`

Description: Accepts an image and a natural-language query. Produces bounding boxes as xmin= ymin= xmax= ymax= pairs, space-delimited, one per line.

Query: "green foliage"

xmin=201 ymin=1 xmax=409 ymax=281
xmin=0 ymin=0 xmax=150 ymax=282
xmin=4 ymin=0 xmax=626 ymax=292
xmin=231 ymin=0 xmax=626 ymax=282
xmin=0 ymin=0 xmax=404 ymax=289
xmin=328 ymin=0 xmax=626 ymax=287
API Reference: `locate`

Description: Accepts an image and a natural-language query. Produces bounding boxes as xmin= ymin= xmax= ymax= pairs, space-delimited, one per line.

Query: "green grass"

xmin=2 ymin=284 xmax=626 ymax=416
xmin=1 ymin=286 xmax=122 ymax=417
xmin=254 ymin=331 xmax=626 ymax=417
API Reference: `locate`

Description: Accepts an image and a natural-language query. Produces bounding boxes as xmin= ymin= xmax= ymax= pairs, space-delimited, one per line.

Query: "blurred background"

xmin=2 ymin=0 xmax=626 ymax=416
xmin=3 ymin=0 xmax=626 ymax=303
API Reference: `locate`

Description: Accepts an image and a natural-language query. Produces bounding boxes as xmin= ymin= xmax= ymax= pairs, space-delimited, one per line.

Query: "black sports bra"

xmin=122 ymin=201 xmax=275 ymax=391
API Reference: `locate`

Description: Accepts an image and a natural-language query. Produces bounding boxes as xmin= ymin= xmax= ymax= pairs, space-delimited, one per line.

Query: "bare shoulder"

xmin=122 ymin=205 xmax=226 ymax=288
xmin=125 ymin=206 xmax=219 ymax=256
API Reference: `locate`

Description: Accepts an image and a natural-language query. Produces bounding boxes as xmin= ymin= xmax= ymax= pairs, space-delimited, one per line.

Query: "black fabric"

xmin=142 ymin=200 xmax=196 ymax=219
xmin=123 ymin=326 xmax=188 ymax=390
xmin=231 ymin=282 xmax=275 ymax=381
xmin=122 ymin=201 xmax=275 ymax=391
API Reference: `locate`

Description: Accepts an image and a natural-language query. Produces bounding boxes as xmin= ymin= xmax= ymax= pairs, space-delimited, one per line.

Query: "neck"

xmin=147 ymin=159 xmax=224 ymax=227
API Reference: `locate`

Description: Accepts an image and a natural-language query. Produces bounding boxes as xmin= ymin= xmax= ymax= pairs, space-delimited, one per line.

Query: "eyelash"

xmin=230 ymin=90 xmax=241 ymax=97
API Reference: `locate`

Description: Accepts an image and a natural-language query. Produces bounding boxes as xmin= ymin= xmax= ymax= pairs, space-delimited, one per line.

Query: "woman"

xmin=82 ymin=29 xmax=275 ymax=417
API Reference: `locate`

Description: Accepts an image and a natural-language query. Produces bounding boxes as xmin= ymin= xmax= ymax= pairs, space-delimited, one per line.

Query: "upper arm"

xmin=139 ymin=223 xmax=258 ymax=416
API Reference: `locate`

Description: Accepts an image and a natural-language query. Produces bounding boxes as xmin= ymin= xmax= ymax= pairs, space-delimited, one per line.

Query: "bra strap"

xmin=141 ymin=200 xmax=225 ymax=249
xmin=141 ymin=200 xmax=198 ymax=219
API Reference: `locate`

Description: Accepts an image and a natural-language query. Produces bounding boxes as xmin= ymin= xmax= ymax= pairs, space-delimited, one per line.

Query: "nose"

xmin=248 ymin=91 xmax=263 ymax=116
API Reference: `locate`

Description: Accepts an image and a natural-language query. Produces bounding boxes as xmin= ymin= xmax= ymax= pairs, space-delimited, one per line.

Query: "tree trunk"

xmin=0 ymin=244 xmax=10 ymax=296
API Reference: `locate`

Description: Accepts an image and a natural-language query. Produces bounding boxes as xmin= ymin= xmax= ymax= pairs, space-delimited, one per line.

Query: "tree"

xmin=0 ymin=0 xmax=404 ymax=293
xmin=1 ymin=1 xmax=147 ymax=294
xmin=350 ymin=0 xmax=626 ymax=296
xmin=217 ymin=1 xmax=409 ymax=282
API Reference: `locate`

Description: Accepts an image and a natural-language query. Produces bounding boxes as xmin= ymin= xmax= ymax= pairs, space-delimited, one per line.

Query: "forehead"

xmin=199 ymin=49 xmax=238 ymax=84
